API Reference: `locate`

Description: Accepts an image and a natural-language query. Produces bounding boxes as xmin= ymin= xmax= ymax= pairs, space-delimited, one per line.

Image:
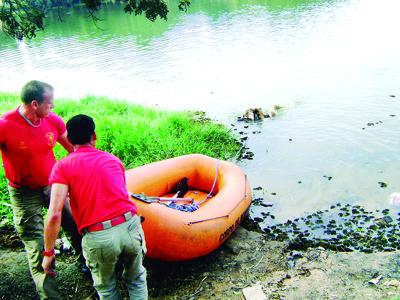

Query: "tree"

xmin=0 ymin=0 xmax=191 ymax=40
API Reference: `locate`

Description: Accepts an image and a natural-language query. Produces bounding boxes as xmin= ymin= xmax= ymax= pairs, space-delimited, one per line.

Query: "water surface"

xmin=0 ymin=0 xmax=399 ymax=223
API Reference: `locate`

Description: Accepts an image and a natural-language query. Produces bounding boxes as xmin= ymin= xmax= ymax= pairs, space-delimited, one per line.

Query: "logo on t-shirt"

xmin=45 ymin=132 xmax=56 ymax=147
xmin=19 ymin=141 xmax=28 ymax=150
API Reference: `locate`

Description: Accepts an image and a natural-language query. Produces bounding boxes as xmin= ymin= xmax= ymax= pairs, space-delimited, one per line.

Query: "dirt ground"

xmin=1 ymin=225 xmax=400 ymax=300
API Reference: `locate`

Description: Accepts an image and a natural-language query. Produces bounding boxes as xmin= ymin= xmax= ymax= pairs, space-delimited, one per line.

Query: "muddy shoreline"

xmin=1 ymin=224 xmax=400 ymax=300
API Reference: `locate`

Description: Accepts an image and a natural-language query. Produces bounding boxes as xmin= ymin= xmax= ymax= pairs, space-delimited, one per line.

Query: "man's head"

xmin=20 ymin=80 xmax=54 ymax=118
xmin=66 ymin=114 xmax=96 ymax=146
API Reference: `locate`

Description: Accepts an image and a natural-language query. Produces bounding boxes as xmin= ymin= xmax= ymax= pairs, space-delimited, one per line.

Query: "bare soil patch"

xmin=1 ymin=226 xmax=400 ymax=299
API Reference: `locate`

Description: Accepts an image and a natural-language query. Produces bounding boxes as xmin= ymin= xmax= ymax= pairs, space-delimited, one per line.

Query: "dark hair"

xmin=66 ymin=114 xmax=95 ymax=145
xmin=20 ymin=80 xmax=54 ymax=104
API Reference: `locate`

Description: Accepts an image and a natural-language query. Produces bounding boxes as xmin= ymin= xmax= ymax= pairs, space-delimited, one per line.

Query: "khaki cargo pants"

xmin=82 ymin=214 xmax=148 ymax=300
xmin=9 ymin=185 xmax=82 ymax=300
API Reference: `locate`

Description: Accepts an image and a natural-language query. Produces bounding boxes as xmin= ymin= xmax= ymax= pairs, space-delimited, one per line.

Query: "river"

xmin=0 ymin=0 xmax=399 ymax=224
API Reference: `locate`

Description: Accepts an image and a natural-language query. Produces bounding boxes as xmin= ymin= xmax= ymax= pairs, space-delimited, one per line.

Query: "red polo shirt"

xmin=0 ymin=108 xmax=66 ymax=189
xmin=49 ymin=146 xmax=136 ymax=233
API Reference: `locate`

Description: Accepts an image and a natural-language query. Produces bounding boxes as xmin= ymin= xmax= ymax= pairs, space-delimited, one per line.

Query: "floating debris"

xmin=242 ymin=150 xmax=254 ymax=160
xmin=378 ymin=182 xmax=387 ymax=188
xmin=260 ymin=202 xmax=273 ymax=208
xmin=238 ymin=106 xmax=282 ymax=122
xmin=239 ymin=108 xmax=267 ymax=122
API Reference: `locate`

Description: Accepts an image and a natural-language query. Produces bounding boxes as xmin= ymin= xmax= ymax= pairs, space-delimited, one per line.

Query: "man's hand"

xmin=42 ymin=255 xmax=57 ymax=277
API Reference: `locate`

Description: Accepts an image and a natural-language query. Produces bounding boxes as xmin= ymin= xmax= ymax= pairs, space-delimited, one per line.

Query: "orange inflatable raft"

xmin=125 ymin=154 xmax=252 ymax=261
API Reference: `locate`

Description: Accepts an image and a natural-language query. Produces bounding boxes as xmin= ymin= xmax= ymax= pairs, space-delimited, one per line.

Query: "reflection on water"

xmin=0 ymin=0 xmax=399 ymax=222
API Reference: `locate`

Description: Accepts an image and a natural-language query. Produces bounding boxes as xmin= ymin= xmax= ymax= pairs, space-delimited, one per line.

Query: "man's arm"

xmin=42 ymin=183 xmax=69 ymax=276
xmin=0 ymin=120 xmax=6 ymax=150
xmin=58 ymin=132 xmax=74 ymax=153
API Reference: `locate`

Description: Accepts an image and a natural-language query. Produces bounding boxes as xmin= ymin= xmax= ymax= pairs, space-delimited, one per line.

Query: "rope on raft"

xmin=197 ymin=158 xmax=220 ymax=205
xmin=187 ymin=174 xmax=248 ymax=225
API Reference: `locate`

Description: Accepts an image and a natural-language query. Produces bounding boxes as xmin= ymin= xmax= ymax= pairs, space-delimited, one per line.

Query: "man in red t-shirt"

xmin=0 ymin=80 xmax=82 ymax=299
xmin=43 ymin=114 xmax=147 ymax=299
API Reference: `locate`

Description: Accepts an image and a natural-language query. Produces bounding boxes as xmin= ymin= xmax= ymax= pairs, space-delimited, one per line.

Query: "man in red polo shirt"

xmin=42 ymin=114 xmax=148 ymax=299
xmin=0 ymin=80 xmax=82 ymax=299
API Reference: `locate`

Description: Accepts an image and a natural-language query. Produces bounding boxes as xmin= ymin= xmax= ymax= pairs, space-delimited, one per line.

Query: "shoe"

xmin=76 ymin=255 xmax=90 ymax=275
xmin=80 ymin=264 xmax=90 ymax=275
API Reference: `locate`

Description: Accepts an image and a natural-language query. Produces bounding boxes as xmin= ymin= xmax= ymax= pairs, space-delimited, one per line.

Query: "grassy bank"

xmin=0 ymin=92 xmax=241 ymax=223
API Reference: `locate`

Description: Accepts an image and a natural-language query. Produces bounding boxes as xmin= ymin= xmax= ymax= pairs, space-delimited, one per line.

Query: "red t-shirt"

xmin=49 ymin=146 xmax=137 ymax=233
xmin=0 ymin=108 xmax=66 ymax=189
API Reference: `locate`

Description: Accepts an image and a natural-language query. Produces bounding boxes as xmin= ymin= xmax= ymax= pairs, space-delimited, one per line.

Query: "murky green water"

xmin=1 ymin=0 xmax=399 ymax=223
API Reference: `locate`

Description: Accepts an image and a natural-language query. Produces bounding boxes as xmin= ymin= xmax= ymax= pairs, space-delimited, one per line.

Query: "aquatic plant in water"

xmin=252 ymin=198 xmax=400 ymax=253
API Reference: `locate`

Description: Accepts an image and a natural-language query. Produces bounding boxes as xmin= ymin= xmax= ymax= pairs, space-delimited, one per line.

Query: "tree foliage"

xmin=0 ymin=0 xmax=191 ymax=40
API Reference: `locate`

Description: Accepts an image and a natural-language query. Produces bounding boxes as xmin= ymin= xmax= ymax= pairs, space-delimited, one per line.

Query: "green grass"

xmin=0 ymin=92 xmax=241 ymax=223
